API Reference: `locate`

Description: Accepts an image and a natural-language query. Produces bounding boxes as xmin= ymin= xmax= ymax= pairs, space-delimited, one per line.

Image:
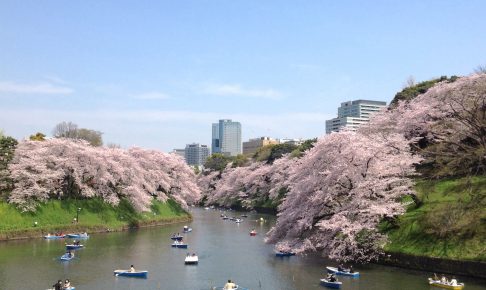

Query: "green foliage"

xmin=231 ymin=154 xmax=249 ymax=168
xmin=29 ymin=132 xmax=46 ymax=141
xmin=0 ymin=198 xmax=189 ymax=237
xmin=383 ymin=176 xmax=486 ymax=261
xmin=253 ymin=145 xmax=273 ymax=162
xmin=77 ymin=128 xmax=103 ymax=146
xmin=204 ymin=153 xmax=233 ymax=172
xmin=204 ymin=153 xmax=249 ymax=171
xmin=390 ymin=76 xmax=459 ymax=106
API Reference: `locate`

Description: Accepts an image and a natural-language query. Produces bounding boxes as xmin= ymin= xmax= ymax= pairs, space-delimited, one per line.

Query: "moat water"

xmin=0 ymin=208 xmax=484 ymax=290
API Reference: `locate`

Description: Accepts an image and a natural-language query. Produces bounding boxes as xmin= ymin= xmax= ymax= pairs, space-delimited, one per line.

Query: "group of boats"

xmin=318 ymin=266 xmax=360 ymax=288
xmin=221 ymin=214 xmax=244 ymax=223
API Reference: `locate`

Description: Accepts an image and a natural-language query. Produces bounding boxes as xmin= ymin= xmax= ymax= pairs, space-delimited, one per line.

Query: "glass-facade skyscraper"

xmin=211 ymin=119 xmax=242 ymax=156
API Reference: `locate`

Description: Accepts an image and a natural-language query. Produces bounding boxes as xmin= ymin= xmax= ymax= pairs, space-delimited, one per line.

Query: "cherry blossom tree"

xmin=265 ymin=130 xmax=421 ymax=263
xmin=366 ymin=73 xmax=486 ymax=177
xmin=200 ymin=156 xmax=296 ymax=209
xmin=8 ymin=138 xmax=200 ymax=211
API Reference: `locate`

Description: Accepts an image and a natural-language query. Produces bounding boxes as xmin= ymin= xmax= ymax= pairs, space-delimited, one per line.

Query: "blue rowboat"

xmin=44 ymin=234 xmax=65 ymax=239
xmin=320 ymin=279 xmax=342 ymax=289
xmin=276 ymin=251 xmax=296 ymax=257
xmin=170 ymin=235 xmax=183 ymax=241
xmin=66 ymin=244 xmax=84 ymax=250
xmin=60 ymin=253 xmax=74 ymax=261
xmin=326 ymin=266 xmax=360 ymax=277
xmin=171 ymin=243 xmax=188 ymax=249
xmin=48 ymin=287 xmax=75 ymax=290
xmin=67 ymin=233 xmax=89 ymax=239
xmin=114 ymin=270 xmax=148 ymax=278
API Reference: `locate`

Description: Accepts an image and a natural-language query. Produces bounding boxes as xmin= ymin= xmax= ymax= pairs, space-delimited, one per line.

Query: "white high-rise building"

xmin=326 ymin=100 xmax=387 ymax=134
xmin=184 ymin=143 xmax=210 ymax=166
xmin=211 ymin=119 xmax=242 ymax=156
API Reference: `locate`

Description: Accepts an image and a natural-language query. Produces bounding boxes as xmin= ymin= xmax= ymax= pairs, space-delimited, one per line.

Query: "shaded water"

xmin=0 ymin=208 xmax=484 ymax=290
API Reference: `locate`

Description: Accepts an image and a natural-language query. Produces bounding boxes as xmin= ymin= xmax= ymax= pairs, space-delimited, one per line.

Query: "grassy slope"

xmin=0 ymin=198 xmax=190 ymax=239
xmin=384 ymin=176 xmax=486 ymax=261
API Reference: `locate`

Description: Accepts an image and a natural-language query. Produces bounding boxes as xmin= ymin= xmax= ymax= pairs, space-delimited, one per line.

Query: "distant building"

xmin=172 ymin=149 xmax=186 ymax=160
xmin=278 ymin=138 xmax=304 ymax=146
xmin=184 ymin=143 xmax=210 ymax=166
xmin=211 ymin=119 xmax=242 ymax=156
xmin=325 ymin=99 xmax=387 ymax=134
xmin=243 ymin=137 xmax=279 ymax=155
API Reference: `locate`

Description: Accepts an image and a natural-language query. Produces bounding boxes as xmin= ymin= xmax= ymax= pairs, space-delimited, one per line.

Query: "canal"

xmin=0 ymin=208 xmax=484 ymax=289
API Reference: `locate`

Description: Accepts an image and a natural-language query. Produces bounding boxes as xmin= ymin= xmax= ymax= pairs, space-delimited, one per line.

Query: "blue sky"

xmin=1 ymin=1 xmax=485 ymax=151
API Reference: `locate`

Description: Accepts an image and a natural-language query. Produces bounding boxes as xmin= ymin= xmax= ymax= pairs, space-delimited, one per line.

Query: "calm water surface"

xmin=0 ymin=208 xmax=484 ymax=290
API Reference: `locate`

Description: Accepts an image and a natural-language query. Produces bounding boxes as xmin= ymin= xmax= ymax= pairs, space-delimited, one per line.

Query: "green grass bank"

xmin=0 ymin=198 xmax=191 ymax=241
xmin=383 ymin=176 xmax=486 ymax=262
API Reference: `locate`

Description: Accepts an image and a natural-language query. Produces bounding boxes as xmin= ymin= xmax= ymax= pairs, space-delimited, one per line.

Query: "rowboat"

xmin=66 ymin=233 xmax=89 ymax=239
xmin=60 ymin=253 xmax=74 ymax=261
xmin=240 ymin=214 xmax=248 ymax=218
xmin=212 ymin=285 xmax=249 ymax=290
xmin=235 ymin=219 xmax=242 ymax=223
xmin=170 ymin=235 xmax=184 ymax=241
xmin=250 ymin=230 xmax=257 ymax=236
xmin=113 ymin=270 xmax=148 ymax=278
xmin=428 ymin=278 xmax=464 ymax=289
xmin=184 ymin=255 xmax=198 ymax=265
xmin=171 ymin=241 xmax=189 ymax=249
xmin=326 ymin=266 xmax=360 ymax=277
xmin=46 ymin=287 xmax=75 ymax=290
xmin=44 ymin=234 xmax=65 ymax=239
xmin=275 ymin=251 xmax=296 ymax=257
xmin=66 ymin=244 xmax=84 ymax=250
xmin=320 ymin=279 xmax=342 ymax=289
xmin=183 ymin=227 xmax=192 ymax=233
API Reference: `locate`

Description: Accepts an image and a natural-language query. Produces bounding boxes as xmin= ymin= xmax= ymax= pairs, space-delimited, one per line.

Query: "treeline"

xmin=0 ymin=123 xmax=200 ymax=213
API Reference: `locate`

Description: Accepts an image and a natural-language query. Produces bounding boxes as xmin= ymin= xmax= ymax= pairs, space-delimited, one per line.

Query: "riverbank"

xmin=378 ymin=252 xmax=486 ymax=279
xmin=0 ymin=198 xmax=191 ymax=241
xmin=382 ymin=176 xmax=486 ymax=262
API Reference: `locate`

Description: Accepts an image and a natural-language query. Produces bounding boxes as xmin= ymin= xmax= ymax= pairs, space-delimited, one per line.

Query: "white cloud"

xmin=132 ymin=91 xmax=170 ymax=100
xmin=0 ymin=81 xmax=73 ymax=95
xmin=204 ymin=83 xmax=283 ymax=100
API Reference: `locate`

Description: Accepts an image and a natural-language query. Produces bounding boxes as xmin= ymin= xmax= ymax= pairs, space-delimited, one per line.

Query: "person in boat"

xmin=349 ymin=265 xmax=354 ymax=273
xmin=66 ymin=250 xmax=74 ymax=258
xmin=329 ymin=274 xmax=337 ymax=282
xmin=441 ymin=275 xmax=448 ymax=284
xmin=63 ymin=279 xmax=71 ymax=289
xmin=433 ymin=273 xmax=439 ymax=280
xmin=224 ymin=279 xmax=236 ymax=289
xmin=192 ymin=253 xmax=196 ymax=256
xmin=337 ymin=264 xmax=344 ymax=272
xmin=52 ymin=280 xmax=63 ymax=290
xmin=130 ymin=265 xmax=135 ymax=272
xmin=450 ymin=277 xmax=458 ymax=286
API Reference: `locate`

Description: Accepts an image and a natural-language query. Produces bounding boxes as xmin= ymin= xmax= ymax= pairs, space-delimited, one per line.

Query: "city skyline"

xmin=1 ymin=1 xmax=485 ymax=152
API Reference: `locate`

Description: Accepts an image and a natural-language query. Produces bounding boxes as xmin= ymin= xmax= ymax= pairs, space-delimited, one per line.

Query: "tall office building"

xmin=211 ymin=119 xmax=242 ymax=156
xmin=325 ymin=100 xmax=387 ymax=134
xmin=184 ymin=143 xmax=210 ymax=166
